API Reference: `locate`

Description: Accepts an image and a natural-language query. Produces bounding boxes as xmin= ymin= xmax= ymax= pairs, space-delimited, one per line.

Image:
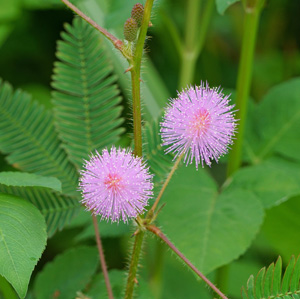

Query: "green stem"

xmin=130 ymin=0 xmax=154 ymax=157
xmin=178 ymin=0 xmax=214 ymax=89
xmin=124 ymin=231 xmax=145 ymax=299
xmin=125 ymin=1 xmax=154 ymax=298
xmin=131 ymin=68 xmax=142 ymax=157
xmin=179 ymin=0 xmax=201 ymax=88
xmin=227 ymin=4 xmax=263 ymax=176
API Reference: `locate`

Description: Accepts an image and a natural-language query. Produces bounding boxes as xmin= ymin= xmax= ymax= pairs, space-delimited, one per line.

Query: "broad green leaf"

xmin=262 ymin=196 xmax=300 ymax=263
xmin=0 ymin=185 xmax=80 ymax=237
xmin=160 ymin=251 xmax=212 ymax=299
xmin=52 ymin=17 xmax=124 ymax=168
xmin=245 ymin=78 xmax=300 ymax=164
xmin=0 ymin=79 xmax=78 ymax=195
xmin=0 ymin=172 xmax=61 ymax=192
xmin=0 ymin=194 xmax=47 ymax=298
xmin=34 ymin=247 xmax=98 ymax=299
xmin=226 ymin=158 xmax=300 ymax=208
xmin=158 ymin=166 xmax=264 ymax=274
xmin=215 ymin=0 xmax=240 ymax=14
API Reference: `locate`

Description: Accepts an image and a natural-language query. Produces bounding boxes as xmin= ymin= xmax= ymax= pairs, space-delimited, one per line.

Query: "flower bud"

xmin=124 ymin=18 xmax=138 ymax=42
xmin=131 ymin=3 xmax=144 ymax=27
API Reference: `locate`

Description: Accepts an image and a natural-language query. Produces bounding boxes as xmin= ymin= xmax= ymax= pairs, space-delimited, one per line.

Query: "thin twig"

xmin=61 ymin=0 xmax=123 ymax=51
xmin=147 ymin=225 xmax=229 ymax=299
xmin=149 ymin=153 xmax=184 ymax=215
xmin=92 ymin=215 xmax=114 ymax=299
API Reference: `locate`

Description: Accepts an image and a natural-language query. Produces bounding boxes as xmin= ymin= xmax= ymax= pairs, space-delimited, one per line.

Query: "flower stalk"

xmin=92 ymin=215 xmax=113 ymax=299
xmin=227 ymin=0 xmax=264 ymax=176
xmin=147 ymin=225 xmax=229 ymax=299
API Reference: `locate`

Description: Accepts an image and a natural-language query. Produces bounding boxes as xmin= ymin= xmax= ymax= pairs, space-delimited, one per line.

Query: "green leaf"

xmin=264 ymin=263 xmax=274 ymax=298
xmin=255 ymin=268 xmax=265 ymax=299
xmin=33 ymin=246 xmax=98 ymax=299
xmin=0 ymin=185 xmax=80 ymax=237
xmin=0 ymin=194 xmax=47 ymax=298
xmin=0 ymin=172 xmax=61 ymax=192
xmin=52 ymin=17 xmax=124 ymax=168
xmin=143 ymin=119 xmax=173 ymax=183
xmin=215 ymin=0 xmax=240 ymax=14
xmin=272 ymin=257 xmax=282 ymax=296
xmin=158 ymin=166 xmax=264 ymax=274
xmin=245 ymin=78 xmax=300 ymax=164
xmin=281 ymin=256 xmax=295 ymax=293
xmin=247 ymin=275 xmax=255 ymax=299
xmin=290 ymin=256 xmax=300 ymax=291
xmin=262 ymin=196 xmax=300 ymax=263
xmin=242 ymin=255 xmax=300 ymax=299
xmin=226 ymin=158 xmax=300 ymax=208
xmin=78 ymin=0 xmax=170 ymax=121
xmin=0 ymin=79 xmax=78 ymax=195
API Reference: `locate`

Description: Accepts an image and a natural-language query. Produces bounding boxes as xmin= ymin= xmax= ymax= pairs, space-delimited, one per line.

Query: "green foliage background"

xmin=0 ymin=0 xmax=300 ymax=298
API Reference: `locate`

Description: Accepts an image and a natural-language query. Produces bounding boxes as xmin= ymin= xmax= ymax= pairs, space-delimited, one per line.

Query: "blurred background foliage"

xmin=0 ymin=0 xmax=300 ymax=298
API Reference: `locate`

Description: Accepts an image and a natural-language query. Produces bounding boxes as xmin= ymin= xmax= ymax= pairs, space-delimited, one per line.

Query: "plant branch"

xmin=92 ymin=215 xmax=114 ymax=299
xmin=147 ymin=225 xmax=229 ymax=299
xmin=149 ymin=153 xmax=184 ymax=215
xmin=61 ymin=0 xmax=123 ymax=51
xmin=125 ymin=1 xmax=154 ymax=298
xmin=124 ymin=231 xmax=145 ymax=299
xmin=130 ymin=0 xmax=154 ymax=157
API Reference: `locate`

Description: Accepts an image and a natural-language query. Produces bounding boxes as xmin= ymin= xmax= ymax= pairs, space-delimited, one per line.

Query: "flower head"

xmin=160 ymin=83 xmax=237 ymax=168
xmin=79 ymin=146 xmax=153 ymax=223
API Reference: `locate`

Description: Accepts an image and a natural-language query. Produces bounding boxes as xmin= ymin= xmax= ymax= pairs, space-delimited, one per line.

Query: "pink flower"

xmin=79 ymin=146 xmax=153 ymax=223
xmin=160 ymin=83 xmax=237 ymax=168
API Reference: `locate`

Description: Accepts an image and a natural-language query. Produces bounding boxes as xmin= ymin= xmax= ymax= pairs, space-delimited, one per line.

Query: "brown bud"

xmin=124 ymin=18 xmax=138 ymax=42
xmin=131 ymin=3 xmax=144 ymax=27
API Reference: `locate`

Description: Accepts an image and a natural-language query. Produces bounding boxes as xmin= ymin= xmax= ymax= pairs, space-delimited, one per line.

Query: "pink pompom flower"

xmin=79 ymin=146 xmax=153 ymax=223
xmin=160 ymin=83 xmax=237 ymax=168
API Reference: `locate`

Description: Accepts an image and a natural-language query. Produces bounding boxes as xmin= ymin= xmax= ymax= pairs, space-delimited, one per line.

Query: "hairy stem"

xmin=125 ymin=0 xmax=154 ymax=298
xmin=61 ymin=0 xmax=123 ymax=51
xmin=147 ymin=225 xmax=229 ymax=299
xmin=92 ymin=215 xmax=113 ymax=299
xmin=124 ymin=231 xmax=145 ymax=299
xmin=227 ymin=3 xmax=263 ymax=176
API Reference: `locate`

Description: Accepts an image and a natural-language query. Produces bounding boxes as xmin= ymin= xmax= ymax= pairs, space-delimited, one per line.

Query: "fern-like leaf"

xmin=0 ymin=79 xmax=78 ymax=195
xmin=0 ymin=185 xmax=80 ymax=237
xmin=143 ymin=119 xmax=173 ymax=183
xmin=242 ymin=256 xmax=300 ymax=299
xmin=52 ymin=17 xmax=124 ymax=169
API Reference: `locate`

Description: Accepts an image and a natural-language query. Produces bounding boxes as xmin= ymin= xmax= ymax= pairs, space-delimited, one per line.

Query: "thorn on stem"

xmin=124 ymin=66 xmax=134 ymax=73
